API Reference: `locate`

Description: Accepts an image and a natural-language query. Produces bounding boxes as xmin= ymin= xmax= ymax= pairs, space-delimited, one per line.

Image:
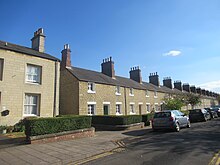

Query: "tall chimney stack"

xmin=129 ymin=66 xmax=142 ymax=84
xmin=163 ymin=77 xmax=172 ymax=89
xmin=61 ymin=44 xmax=71 ymax=69
xmin=101 ymin=57 xmax=115 ymax=78
xmin=149 ymin=72 xmax=160 ymax=86
xmin=196 ymin=87 xmax=202 ymax=95
xmin=31 ymin=28 xmax=45 ymax=52
xmin=190 ymin=85 xmax=196 ymax=93
xmin=174 ymin=81 xmax=182 ymax=91
xmin=183 ymin=83 xmax=191 ymax=92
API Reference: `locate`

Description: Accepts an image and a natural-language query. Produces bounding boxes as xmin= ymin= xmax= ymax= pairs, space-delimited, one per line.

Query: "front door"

xmin=103 ymin=105 xmax=109 ymax=115
xmin=139 ymin=105 xmax=142 ymax=115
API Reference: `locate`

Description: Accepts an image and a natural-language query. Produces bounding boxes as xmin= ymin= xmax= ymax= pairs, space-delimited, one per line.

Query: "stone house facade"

xmin=60 ymin=45 xmax=219 ymax=116
xmin=0 ymin=28 xmax=60 ymax=126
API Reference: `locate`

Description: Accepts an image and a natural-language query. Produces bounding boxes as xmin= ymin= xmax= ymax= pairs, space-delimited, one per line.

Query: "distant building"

xmin=60 ymin=45 xmax=219 ymax=116
xmin=0 ymin=28 xmax=60 ymax=126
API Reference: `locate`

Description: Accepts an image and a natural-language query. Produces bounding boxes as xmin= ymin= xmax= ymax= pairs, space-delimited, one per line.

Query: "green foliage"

xmin=91 ymin=115 xmax=142 ymax=125
xmin=184 ymin=93 xmax=201 ymax=108
xmin=25 ymin=116 xmax=91 ymax=137
xmin=14 ymin=120 xmax=26 ymax=132
xmin=163 ymin=97 xmax=184 ymax=110
xmin=142 ymin=113 xmax=154 ymax=126
xmin=0 ymin=125 xmax=7 ymax=131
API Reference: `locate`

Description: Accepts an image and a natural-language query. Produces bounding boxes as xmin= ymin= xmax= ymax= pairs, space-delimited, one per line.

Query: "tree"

xmin=163 ymin=96 xmax=184 ymax=110
xmin=184 ymin=93 xmax=201 ymax=109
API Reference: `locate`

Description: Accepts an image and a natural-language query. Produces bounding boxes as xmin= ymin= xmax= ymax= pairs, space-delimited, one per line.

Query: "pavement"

xmin=0 ymin=127 xmax=150 ymax=165
xmin=0 ymin=125 xmax=219 ymax=165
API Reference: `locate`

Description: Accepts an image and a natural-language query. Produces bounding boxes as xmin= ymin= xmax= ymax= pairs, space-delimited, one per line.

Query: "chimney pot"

xmin=31 ymin=28 xmax=46 ymax=52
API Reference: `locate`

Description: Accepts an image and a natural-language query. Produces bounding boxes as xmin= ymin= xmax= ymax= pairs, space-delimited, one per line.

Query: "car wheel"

xmin=175 ymin=123 xmax=180 ymax=132
xmin=187 ymin=120 xmax=191 ymax=128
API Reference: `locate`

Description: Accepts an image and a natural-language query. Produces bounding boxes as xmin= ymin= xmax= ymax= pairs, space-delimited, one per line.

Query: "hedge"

xmin=25 ymin=116 xmax=91 ymax=137
xmin=92 ymin=115 xmax=142 ymax=125
xmin=142 ymin=113 xmax=154 ymax=126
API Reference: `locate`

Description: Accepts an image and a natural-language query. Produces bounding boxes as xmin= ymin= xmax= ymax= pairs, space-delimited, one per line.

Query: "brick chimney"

xmin=163 ymin=77 xmax=172 ymax=89
xmin=31 ymin=28 xmax=45 ymax=52
xmin=129 ymin=66 xmax=142 ymax=84
xmin=61 ymin=44 xmax=71 ymax=69
xmin=205 ymin=90 xmax=210 ymax=96
xmin=190 ymin=86 xmax=196 ymax=93
xmin=196 ymin=87 xmax=201 ymax=95
xmin=174 ymin=81 xmax=182 ymax=91
xmin=149 ymin=72 xmax=160 ymax=86
xmin=101 ymin=57 xmax=115 ymax=78
xmin=183 ymin=83 xmax=191 ymax=92
xmin=201 ymin=89 xmax=206 ymax=95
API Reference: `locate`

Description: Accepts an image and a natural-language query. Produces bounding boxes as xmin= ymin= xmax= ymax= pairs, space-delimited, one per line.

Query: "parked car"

xmin=151 ymin=110 xmax=190 ymax=132
xmin=212 ymin=107 xmax=220 ymax=117
xmin=204 ymin=108 xmax=218 ymax=119
xmin=189 ymin=109 xmax=211 ymax=122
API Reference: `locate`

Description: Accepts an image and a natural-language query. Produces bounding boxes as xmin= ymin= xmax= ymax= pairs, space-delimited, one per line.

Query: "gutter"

xmin=53 ymin=60 xmax=59 ymax=117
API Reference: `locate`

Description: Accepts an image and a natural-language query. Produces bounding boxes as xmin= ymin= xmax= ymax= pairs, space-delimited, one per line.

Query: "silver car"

xmin=151 ymin=110 xmax=191 ymax=132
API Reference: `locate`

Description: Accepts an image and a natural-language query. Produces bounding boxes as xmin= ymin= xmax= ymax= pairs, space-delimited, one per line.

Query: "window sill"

xmin=115 ymin=92 xmax=121 ymax=96
xmin=130 ymin=112 xmax=136 ymax=115
xmin=116 ymin=113 xmax=122 ymax=116
xmin=23 ymin=114 xmax=38 ymax=117
xmin=129 ymin=94 xmax=134 ymax=97
xmin=25 ymin=81 xmax=41 ymax=85
xmin=154 ymin=96 xmax=158 ymax=98
xmin=87 ymin=90 xmax=96 ymax=94
xmin=146 ymin=95 xmax=149 ymax=97
xmin=87 ymin=114 xmax=95 ymax=116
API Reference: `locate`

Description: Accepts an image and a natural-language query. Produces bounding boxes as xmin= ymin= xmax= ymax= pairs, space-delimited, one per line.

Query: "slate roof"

xmin=67 ymin=66 xmax=179 ymax=92
xmin=0 ymin=40 xmax=59 ymax=61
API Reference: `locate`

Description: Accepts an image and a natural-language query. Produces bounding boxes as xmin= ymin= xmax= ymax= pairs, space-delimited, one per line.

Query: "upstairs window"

xmin=26 ymin=64 xmax=41 ymax=84
xmin=154 ymin=91 xmax=158 ymax=98
xmin=146 ymin=104 xmax=151 ymax=113
xmin=0 ymin=59 xmax=4 ymax=81
xmin=129 ymin=88 xmax=134 ymax=96
xmin=115 ymin=86 xmax=121 ymax=95
xmin=88 ymin=82 xmax=95 ymax=93
xmin=146 ymin=90 xmax=149 ymax=97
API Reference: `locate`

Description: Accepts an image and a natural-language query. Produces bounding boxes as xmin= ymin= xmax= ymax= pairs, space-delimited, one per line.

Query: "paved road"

xmin=86 ymin=118 xmax=220 ymax=165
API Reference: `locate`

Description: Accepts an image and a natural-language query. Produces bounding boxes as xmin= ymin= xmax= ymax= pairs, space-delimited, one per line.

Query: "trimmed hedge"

xmin=25 ymin=116 xmax=91 ymax=137
xmin=142 ymin=113 xmax=154 ymax=126
xmin=92 ymin=115 xmax=142 ymax=125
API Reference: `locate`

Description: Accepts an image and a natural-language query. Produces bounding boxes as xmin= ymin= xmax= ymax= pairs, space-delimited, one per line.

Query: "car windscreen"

xmin=154 ymin=112 xmax=171 ymax=118
xmin=189 ymin=109 xmax=201 ymax=114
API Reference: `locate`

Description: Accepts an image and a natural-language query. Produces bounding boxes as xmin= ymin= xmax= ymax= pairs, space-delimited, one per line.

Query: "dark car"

xmin=151 ymin=110 xmax=190 ymax=132
xmin=204 ymin=108 xmax=218 ymax=119
xmin=189 ymin=109 xmax=211 ymax=122
xmin=212 ymin=107 xmax=220 ymax=117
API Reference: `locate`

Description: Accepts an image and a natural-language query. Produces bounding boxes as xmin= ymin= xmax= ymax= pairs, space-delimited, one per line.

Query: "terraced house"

xmin=60 ymin=45 xmax=219 ymax=116
xmin=0 ymin=28 xmax=60 ymax=126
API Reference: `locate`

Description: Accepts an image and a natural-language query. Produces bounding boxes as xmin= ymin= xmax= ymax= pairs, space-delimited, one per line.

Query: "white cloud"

xmin=199 ymin=80 xmax=220 ymax=93
xmin=163 ymin=50 xmax=181 ymax=57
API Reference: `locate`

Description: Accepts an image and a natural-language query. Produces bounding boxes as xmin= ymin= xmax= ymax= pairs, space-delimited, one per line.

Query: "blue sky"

xmin=0 ymin=0 xmax=220 ymax=93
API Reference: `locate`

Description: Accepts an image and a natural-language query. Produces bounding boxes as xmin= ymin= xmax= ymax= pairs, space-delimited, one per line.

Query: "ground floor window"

xmin=88 ymin=104 xmax=95 ymax=115
xmin=24 ymin=94 xmax=40 ymax=116
xmin=116 ymin=104 xmax=121 ymax=115
xmin=130 ymin=104 xmax=135 ymax=114
xmin=146 ymin=104 xmax=151 ymax=113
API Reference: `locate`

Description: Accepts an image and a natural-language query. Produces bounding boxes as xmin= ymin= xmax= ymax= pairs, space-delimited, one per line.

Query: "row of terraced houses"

xmin=0 ymin=28 xmax=219 ymax=126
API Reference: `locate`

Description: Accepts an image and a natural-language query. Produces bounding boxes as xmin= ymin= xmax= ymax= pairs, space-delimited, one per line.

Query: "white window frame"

xmin=87 ymin=102 xmax=96 ymax=115
xmin=24 ymin=93 xmax=40 ymax=116
xmin=154 ymin=91 xmax=158 ymax=98
xmin=146 ymin=103 xmax=151 ymax=113
xmin=146 ymin=90 xmax=149 ymax=97
xmin=129 ymin=88 xmax=134 ymax=96
xmin=0 ymin=58 xmax=4 ymax=81
xmin=26 ymin=64 xmax=42 ymax=84
xmin=116 ymin=102 xmax=122 ymax=115
xmin=154 ymin=103 xmax=159 ymax=112
xmin=87 ymin=82 xmax=96 ymax=93
xmin=129 ymin=103 xmax=135 ymax=115
xmin=115 ymin=86 xmax=121 ymax=95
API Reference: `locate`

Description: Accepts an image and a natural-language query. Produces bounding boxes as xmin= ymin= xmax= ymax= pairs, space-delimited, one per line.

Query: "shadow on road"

xmin=0 ymin=135 xmax=27 ymax=149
